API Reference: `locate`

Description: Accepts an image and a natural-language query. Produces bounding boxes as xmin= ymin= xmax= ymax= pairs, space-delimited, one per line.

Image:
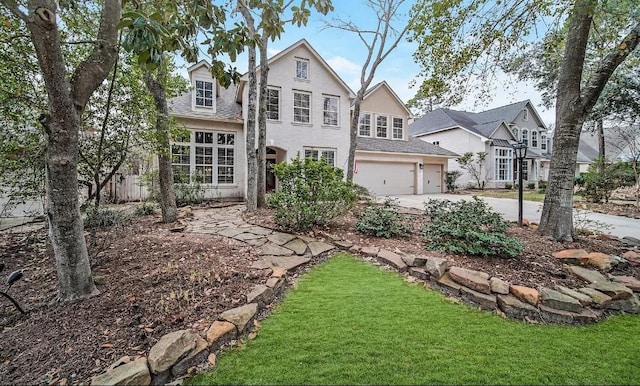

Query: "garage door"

xmin=354 ymin=162 xmax=415 ymax=196
xmin=423 ymin=164 xmax=442 ymax=193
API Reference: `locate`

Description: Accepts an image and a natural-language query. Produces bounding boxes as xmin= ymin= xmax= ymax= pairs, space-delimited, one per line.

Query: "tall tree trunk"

xmin=3 ymin=0 xmax=122 ymax=301
xmin=347 ymin=90 xmax=365 ymax=182
xmin=596 ymin=118 xmax=605 ymax=160
xmin=144 ymin=59 xmax=177 ymax=223
xmin=257 ymin=35 xmax=269 ymax=208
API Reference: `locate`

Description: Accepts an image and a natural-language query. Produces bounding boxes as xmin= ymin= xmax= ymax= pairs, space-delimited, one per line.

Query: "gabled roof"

xmin=237 ymin=39 xmax=356 ymax=102
xmin=360 ymin=81 xmax=412 ymax=117
xmin=169 ymin=83 xmax=242 ymax=122
xmin=577 ymin=138 xmax=599 ymax=163
xmin=409 ymin=100 xmax=546 ymax=140
xmin=356 ymin=136 xmax=458 ymax=157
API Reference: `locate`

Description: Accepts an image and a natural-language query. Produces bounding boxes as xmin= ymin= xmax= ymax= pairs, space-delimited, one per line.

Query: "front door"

xmin=266 ymin=159 xmax=277 ymax=192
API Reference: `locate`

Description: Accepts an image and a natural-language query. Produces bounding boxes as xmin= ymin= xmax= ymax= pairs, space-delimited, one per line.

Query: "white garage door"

xmin=423 ymin=164 xmax=442 ymax=193
xmin=354 ymin=162 xmax=415 ymax=196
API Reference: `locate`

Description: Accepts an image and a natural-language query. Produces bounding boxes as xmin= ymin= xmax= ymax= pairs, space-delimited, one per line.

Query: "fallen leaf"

xmin=101 ymin=343 xmax=114 ymax=348
xmin=144 ymin=327 xmax=154 ymax=333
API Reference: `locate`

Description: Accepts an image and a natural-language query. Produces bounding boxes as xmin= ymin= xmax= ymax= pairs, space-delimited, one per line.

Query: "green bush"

xmin=355 ymin=198 xmax=409 ymax=238
xmin=527 ymin=182 xmax=536 ymax=190
xmin=445 ymin=170 xmax=462 ymax=192
xmin=579 ymin=158 xmax=635 ymax=203
xmin=422 ymin=198 xmax=522 ymax=258
xmin=84 ymin=207 xmax=131 ymax=229
xmin=504 ymin=182 xmax=513 ymax=190
xmin=134 ymin=202 xmax=157 ymax=216
xmin=267 ymin=156 xmax=358 ymax=231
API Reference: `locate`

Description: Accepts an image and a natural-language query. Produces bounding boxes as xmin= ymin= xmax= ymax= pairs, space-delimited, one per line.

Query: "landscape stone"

xmin=267 ymin=232 xmax=297 ymax=246
xmin=308 ymin=241 xmax=335 ymax=257
xmin=206 ymin=321 xmax=237 ymax=351
xmin=218 ymin=303 xmax=258 ymax=334
xmin=539 ymin=287 xmax=583 ymax=313
xmin=270 ymin=267 xmax=287 ymax=278
xmin=434 ymin=272 xmax=462 ymax=295
xmin=246 ymin=227 xmax=273 ymax=236
xmin=251 ymin=256 xmax=310 ymax=271
xmin=233 ymin=232 xmax=266 ymax=241
xmin=489 ymin=277 xmax=510 ymax=295
xmin=246 ymin=285 xmax=274 ymax=309
xmin=538 ymin=304 xmax=575 ymax=324
xmin=360 ymin=246 xmax=380 ymax=257
xmin=283 ymin=239 xmax=308 ymax=255
xmin=217 ymin=227 xmax=245 ymax=238
xmin=265 ymin=277 xmax=286 ymax=295
xmin=607 ymin=294 xmax=640 ymax=314
xmin=244 ymin=237 xmax=268 ymax=247
xmin=583 ymin=252 xmax=614 ymax=271
xmin=622 ymin=250 xmax=640 ymax=265
xmin=172 ymin=335 xmax=209 ymax=377
xmin=258 ymin=243 xmax=294 ymax=256
xmin=377 ymin=249 xmax=408 ymax=272
xmin=497 ymin=295 xmax=539 ymax=321
xmin=588 ymin=281 xmax=633 ymax=300
xmin=552 ymin=249 xmax=588 ymax=260
xmin=424 ymin=257 xmax=448 ymax=279
xmin=449 ymin=267 xmax=491 ymax=294
xmin=409 ymin=267 xmax=429 ymax=281
xmin=91 ymin=357 xmax=151 ymax=386
xmin=296 ymin=235 xmax=316 ymax=243
xmin=349 ymin=245 xmax=362 ymax=253
xmin=460 ymin=286 xmax=497 ymax=310
xmin=510 ymin=285 xmax=539 ymax=306
xmin=554 ymin=285 xmax=594 ymax=306
xmin=334 ymin=240 xmax=353 ymax=249
xmin=610 ymin=275 xmax=640 ymax=292
xmin=622 ymin=236 xmax=640 ymax=247
xmin=148 ymin=330 xmax=198 ymax=374
xmin=564 ymin=265 xmax=608 ymax=284
xmin=401 ymin=255 xmax=427 ymax=267
xmin=578 ymin=287 xmax=612 ymax=308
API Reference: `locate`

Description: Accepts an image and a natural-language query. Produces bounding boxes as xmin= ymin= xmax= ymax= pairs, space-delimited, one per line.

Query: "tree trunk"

xmin=144 ymin=61 xmax=177 ymax=223
xmin=239 ymin=3 xmax=257 ymax=212
xmin=347 ymin=90 xmax=365 ymax=182
xmin=6 ymin=0 xmax=122 ymax=301
xmin=257 ymin=35 xmax=269 ymax=208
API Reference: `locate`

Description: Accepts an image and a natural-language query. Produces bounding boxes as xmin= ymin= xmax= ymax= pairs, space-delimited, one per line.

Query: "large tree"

xmin=0 ymin=0 xmax=121 ymax=301
xmin=409 ymin=0 xmax=640 ymax=241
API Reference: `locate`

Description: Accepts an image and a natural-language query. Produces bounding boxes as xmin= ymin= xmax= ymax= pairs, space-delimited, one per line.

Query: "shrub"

xmin=579 ymin=158 xmax=635 ymax=203
xmin=267 ymin=156 xmax=358 ymax=231
xmin=355 ymin=198 xmax=409 ymax=238
xmin=445 ymin=170 xmax=462 ymax=192
xmin=504 ymin=182 xmax=513 ymax=190
xmin=422 ymin=197 xmax=522 ymax=258
xmin=84 ymin=207 xmax=131 ymax=229
xmin=527 ymin=182 xmax=536 ymax=190
xmin=134 ymin=202 xmax=156 ymax=216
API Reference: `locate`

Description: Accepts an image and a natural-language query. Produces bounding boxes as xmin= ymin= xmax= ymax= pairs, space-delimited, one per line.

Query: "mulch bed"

xmin=1 ymin=202 xmax=639 ymax=384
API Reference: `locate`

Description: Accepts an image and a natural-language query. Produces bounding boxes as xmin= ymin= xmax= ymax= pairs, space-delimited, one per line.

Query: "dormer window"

xmin=195 ymin=80 xmax=214 ymax=107
xmin=523 ymin=108 xmax=529 ymax=121
xmin=295 ymin=58 xmax=309 ymax=80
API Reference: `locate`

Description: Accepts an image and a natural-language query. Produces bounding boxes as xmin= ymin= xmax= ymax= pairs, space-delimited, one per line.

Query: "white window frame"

xmin=541 ymin=134 xmax=547 ymax=151
xmin=358 ymin=113 xmax=372 ymax=137
xmin=216 ymin=133 xmax=235 ymax=184
xmin=303 ymin=147 xmax=336 ymax=167
xmin=293 ymin=91 xmax=311 ymax=124
xmin=494 ymin=147 xmax=513 ymax=182
xmin=266 ymin=87 xmax=280 ymax=121
xmin=376 ymin=115 xmax=388 ymax=138
xmin=295 ymin=58 xmax=309 ymax=80
xmin=392 ymin=117 xmax=404 ymax=140
xmin=531 ymin=131 xmax=538 ymax=147
xmin=194 ymin=79 xmax=214 ymax=108
xmin=521 ymin=159 xmax=529 ymax=181
xmin=322 ymin=95 xmax=339 ymax=126
xmin=433 ymin=141 xmax=440 ymax=147
xmin=521 ymin=129 xmax=529 ymax=147
xmin=170 ymin=130 xmax=236 ymax=185
xmin=523 ymin=108 xmax=528 ymax=121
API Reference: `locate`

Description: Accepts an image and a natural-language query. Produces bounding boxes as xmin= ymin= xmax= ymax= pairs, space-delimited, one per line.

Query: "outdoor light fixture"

xmin=513 ymin=142 xmax=528 ymax=227
xmin=419 ymin=163 xmax=424 ymax=170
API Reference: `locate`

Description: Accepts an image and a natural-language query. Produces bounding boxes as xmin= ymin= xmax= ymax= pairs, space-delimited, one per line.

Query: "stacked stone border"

xmin=91 ymin=206 xmax=640 ymax=385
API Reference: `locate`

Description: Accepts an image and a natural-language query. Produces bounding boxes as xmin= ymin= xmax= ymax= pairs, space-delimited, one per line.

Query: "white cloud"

xmin=326 ymin=56 xmax=361 ymax=76
xmin=267 ymin=48 xmax=282 ymax=57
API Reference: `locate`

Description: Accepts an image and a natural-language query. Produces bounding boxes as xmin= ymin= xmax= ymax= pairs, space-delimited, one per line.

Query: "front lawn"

xmin=190 ymin=253 xmax=640 ymax=385
xmin=473 ymin=189 xmax=547 ymax=202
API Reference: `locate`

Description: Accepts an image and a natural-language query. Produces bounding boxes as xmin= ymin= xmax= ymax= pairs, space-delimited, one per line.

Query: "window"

xmin=494 ymin=148 xmax=513 ymax=181
xmin=323 ymin=95 xmax=339 ymax=126
xmin=171 ymin=130 xmax=236 ymax=185
xmin=195 ymin=80 xmax=214 ymax=107
xmin=521 ymin=129 xmax=528 ymax=146
xmin=513 ymin=128 xmax=519 ymax=139
xmin=392 ymin=117 xmax=404 ymax=139
xmin=266 ymin=88 xmax=280 ymax=120
xmin=521 ymin=160 xmax=529 ymax=181
xmin=295 ymin=58 xmax=309 ymax=80
xmin=293 ymin=91 xmax=310 ymax=123
xmin=376 ymin=115 xmax=388 ymax=138
xmin=358 ymin=113 xmax=371 ymax=136
xmin=531 ymin=131 xmax=538 ymax=147
xmin=523 ymin=108 xmax=528 ymax=121
xmin=304 ymin=147 xmax=336 ymax=166
xmin=541 ymin=134 xmax=547 ymax=151
xmin=432 ymin=141 xmax=440 ymax=147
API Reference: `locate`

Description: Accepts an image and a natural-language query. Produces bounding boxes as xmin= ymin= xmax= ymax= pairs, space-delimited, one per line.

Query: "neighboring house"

xmin=539 ymin=134 xmax=599 ymax=180
xmin=354 ymin=81 xmax=457 ymax=195
xmin=409 ymin=100 xmax=550 ymax=188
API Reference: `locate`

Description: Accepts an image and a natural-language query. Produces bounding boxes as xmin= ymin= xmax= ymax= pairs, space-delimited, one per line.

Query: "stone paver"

xmin=251 ymin=256 xmax=311 ymax=271
xmin=258 ymin=243 xmax=294 ymax=256
xmin=267 ymin=232 xmax=297 ymax=246
xmin=283 ymin=238 xmax=308 ymax=255
xmin=308 ymin=241 xmax=335 ymax=257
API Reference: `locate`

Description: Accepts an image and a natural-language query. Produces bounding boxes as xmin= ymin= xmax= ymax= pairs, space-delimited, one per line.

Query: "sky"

xmin=188 ymin=0 xmax=556 ymax=127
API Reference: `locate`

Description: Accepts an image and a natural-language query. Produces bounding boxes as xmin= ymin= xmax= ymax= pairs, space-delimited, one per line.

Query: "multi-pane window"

xmin=513 ymin=128 xmax=519 ymax=139
xmin=217 ymin=133 xmax=235 ymax=184
xmin=323 ymin=95 xmax=339 ymax=126
xmin=376 ymin=115 xmax=388 ymax=138
xmin=293 ymin=92 xmax=310 ymax=123
xmin=392 ymin=117 xmax=404 ymax=139
xmin=195 ymin=80 xmax=214 ymax=107
xmin=433 ymin=141 xmax=440 ymax=147
xmin=195 ymin=147 xmax=213 ymax=183
xmin=521 ymin=129 xmax=529 ymax=146
xmin=295 ymin=58 xmax=309 ymax=80
xmin=171 ymin=131 xmax=235 ymax=185
xmin=304 ymin=147 xmax=336 ymax=167
xmin=171 ymin=145 xmax=191 ymax=183
xmin=494 ymin=148 xmax=513 ymax=181
xmin=531 ymin=131 xmax=538 ymax=147
xmin=266 ymin=88 xmax=280 ymax=120
xmin=523 ymin=108 xmax=528 ymax=121
xmin=358 ymin=113 xmax=371 ymax=136
xmin=541 ymin=134 xmax=547 ymax=151
xmin=521 ymin=160 xmax=529 ymax=181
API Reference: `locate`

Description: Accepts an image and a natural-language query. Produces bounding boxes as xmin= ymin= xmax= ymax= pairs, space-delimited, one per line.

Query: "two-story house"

xmin=409 ymin=100 xmax=550 ymax=188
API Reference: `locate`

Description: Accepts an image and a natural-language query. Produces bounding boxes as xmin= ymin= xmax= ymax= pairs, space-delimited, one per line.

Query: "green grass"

xmin=474 ymin=190 xmax=547 ymax=202
xmin=190 ymin=254 xmax=640 ymax=385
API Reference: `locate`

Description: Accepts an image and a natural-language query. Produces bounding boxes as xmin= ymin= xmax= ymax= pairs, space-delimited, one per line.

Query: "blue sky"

xmin=189 ymin=0 xmax=555 ymax=126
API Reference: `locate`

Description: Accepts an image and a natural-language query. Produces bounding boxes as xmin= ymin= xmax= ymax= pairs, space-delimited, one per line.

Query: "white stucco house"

xmin=409 ymin=100 xmax=550 ymax=189
xmin=160 ymin=39 xmax=456 ymax=200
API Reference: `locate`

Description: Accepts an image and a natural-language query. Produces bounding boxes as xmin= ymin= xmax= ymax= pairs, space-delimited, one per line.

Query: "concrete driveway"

xmin=384 ymin=194 xmax=640 ymax=240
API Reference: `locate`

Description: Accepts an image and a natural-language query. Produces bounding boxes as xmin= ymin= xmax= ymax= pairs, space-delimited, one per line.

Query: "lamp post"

xmin=513 ymin=142 xmax=528 ymax=227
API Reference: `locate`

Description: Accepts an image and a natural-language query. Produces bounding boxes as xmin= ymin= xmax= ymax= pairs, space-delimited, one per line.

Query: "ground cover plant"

xmin=190 ymin=254 xmax=640 ymax=385
xmin=355 ymin=198 xmax=408 ymax=238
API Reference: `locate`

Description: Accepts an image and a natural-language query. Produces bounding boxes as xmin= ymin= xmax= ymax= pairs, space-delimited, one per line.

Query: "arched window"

xmin=541 ymin=134 xmax=547 ymax=151
xmin=521 ymin=129 xmax=528 ymax=146
xmin=512 ymin=127 xmax=519 ymax=140
xmin=531 ymin=131 xmax=538 ymax=147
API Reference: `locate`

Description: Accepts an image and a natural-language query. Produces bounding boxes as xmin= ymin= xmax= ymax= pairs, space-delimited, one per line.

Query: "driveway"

xmin=385 ymin=194 xmax=640 ymax=240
